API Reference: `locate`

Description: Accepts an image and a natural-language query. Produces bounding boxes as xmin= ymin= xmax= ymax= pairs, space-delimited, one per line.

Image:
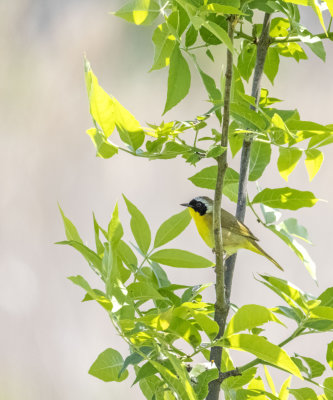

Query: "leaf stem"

xmin=272 ymin=31 xmax=333 ymax=44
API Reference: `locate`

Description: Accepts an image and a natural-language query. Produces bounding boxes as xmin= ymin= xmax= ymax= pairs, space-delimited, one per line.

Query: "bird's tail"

xmin=247 ymin=241 xmax=284 ymax=271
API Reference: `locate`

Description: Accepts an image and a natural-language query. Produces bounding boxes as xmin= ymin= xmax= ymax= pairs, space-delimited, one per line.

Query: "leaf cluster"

xmin=59 ymin=198 xmax=333 ymax=400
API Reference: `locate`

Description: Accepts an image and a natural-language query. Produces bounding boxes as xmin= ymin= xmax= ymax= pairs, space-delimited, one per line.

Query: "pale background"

xmin=1 ymin=1 xmax=332 ymax=399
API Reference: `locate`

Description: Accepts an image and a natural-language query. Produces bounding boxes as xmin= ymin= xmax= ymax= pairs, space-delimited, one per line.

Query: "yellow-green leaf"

xmin=113 ymin=0 xmax=160 ymax=26
xmin=223 ymin=334 xmax=302 ymax=378
xmin=305 ymin=149 xmax=324 ymax=181
xmin=278 ymin=147 xmax=303 ymax=181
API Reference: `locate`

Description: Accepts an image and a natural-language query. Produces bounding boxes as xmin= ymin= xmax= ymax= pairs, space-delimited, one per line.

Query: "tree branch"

xmin=224 ymin=12 xmax=272 ymax=304
xmin=207 ymin=16 xmax=236 ymax=400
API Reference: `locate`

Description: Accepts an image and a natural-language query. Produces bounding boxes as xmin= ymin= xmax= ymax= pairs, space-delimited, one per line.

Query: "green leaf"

xmin=201 ymin=20 xmax=233 ymax=52
xmin=282 ymin=218 xmax=311 ymax=243
xmin=318 ymin=287 xmax=333 ymax=307
xmin=108 ymin=202 xmax=123 ymax=246
xmin=133 ymin=362 xmax=158 ymax=385
xmin=225 ymin=304 xmax=284 ymax=336
xmin=298 ymin=355 xmax=325 ymax=378
xmin=127 ymin=282 xmax=165 ymax=300
xmin=151 ymin=262 xmax=171 ymax=288
xmin=150 ymin=249 xmax=214 ymax=268
xmin=188 ymin=166 xmax=239 ymax=202
xmin=223 ymin=334 xmax=302 ymax=378
xmin=327 ymin=341 xmax=333 ymax=369
xmin=190 ymin=310 xmax=219 ymax=340
xmin=113 ymin=0 xmax=160 ymax=26
xmin=277 ymin=147 xmax=303 ymax=181
xmin=86 ymin=128 xmax=118 ymax=159
xmin=58 ymin=205 xmax=82 ymax=243
xmin=299 ymin=29 xmax=326 ymax=61
xmin=222 ymin=367 xmax=257 ymax=390
xmin=249 ymin=141 xmax=271 ymax=181
xmin=230 ymin=103 xmax=267 ymax=131
xmin=93 ymin=213 xmax=104 ymax=256
xmin=185 ymin=24 xmax=198 ymax=47
xmin=260 ymin=274 xmax=308 ymax=310
xmin=197 ymin=68 xmax=222 ymax=121
xmin=310 ymin=306 xmax=333 ymax=321
xmin=304 ymin=149 xmax=323 ymax=181
xmin=123 ymin=195 xmax=151 ymax=254
xmin=289 ymin=388 xmax=317 ymax=400
xmin=252 ymin=187 xmax=319 ymax=210
xmin=89 ymin=348 xmax=128 ymax=383
xmin=154 ymin=209 xmax=191 ymax=248
xmin=57 ymin=240 xmax=103 ymax=275
xmin=118 ymin=240 xmax=138 ymax=270
xmin=150 ymin=360 xmax=196 ymax=400
xmin=151 ymin=23 xmax=177 ymax=71
xmin=194 ymin=369 xmax=219 ymax=400
xmin=269 ymin=223 xmax=316 ymax=280
xmin=201 ymin=3 xmax=245 ymax=15
xmin=324 ymin=377 xmax=333 ymax=400
xmin=163 ymin=46 xmax=191 ymax=114
xmin=237 ymin=41 xmax=257 ymax=82
xmin=68 ymin=275 xmax=113 ymax=311
xmin=264 ymin=47 xmax=280 ymax=84
xmin=206 ymin=145 xmax=226 ymax=158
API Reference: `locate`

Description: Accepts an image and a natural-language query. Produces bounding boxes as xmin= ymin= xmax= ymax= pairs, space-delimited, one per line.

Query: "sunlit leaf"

xmin=113 ymin=0 xmax=160 ymax=26
xmin=108 ymin=202 xmax=123 ymax=246
xmin=222 ymin=334 xmax=302 ymax=378
xmin=225 ymin=304 xmax=284 ymax=336
xmin=279 ymin=376 xmax=292 ymax=400
xmin=304 ymin=149 xmax=324 ymax=181
xmin=277 ymin=147 xmax=303 ymax=181
xmin=252 ymin=187 xmax=319 ymax=210
xmin=151 ymin=23 xmax=176 ymax=71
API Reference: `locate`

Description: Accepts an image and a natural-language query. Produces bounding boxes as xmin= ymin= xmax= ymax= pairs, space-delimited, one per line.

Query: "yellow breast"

xmin=189 ymin=208 xmax=214 ymax=248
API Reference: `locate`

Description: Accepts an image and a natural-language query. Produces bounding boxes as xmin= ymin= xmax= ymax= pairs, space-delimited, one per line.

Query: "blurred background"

xmin=1 ymin=1 xmax=332 ymax=399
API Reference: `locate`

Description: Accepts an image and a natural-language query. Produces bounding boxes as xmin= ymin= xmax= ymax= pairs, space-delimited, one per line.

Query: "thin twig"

xmin=224 ymin=12 xmax=272 ymax=304
xmin=207 ymin=16 xmax=236 ymax=400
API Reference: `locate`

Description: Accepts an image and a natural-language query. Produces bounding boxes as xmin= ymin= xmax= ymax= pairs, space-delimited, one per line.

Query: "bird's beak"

xmin=180 ymin=203 xmax=189 ymax=207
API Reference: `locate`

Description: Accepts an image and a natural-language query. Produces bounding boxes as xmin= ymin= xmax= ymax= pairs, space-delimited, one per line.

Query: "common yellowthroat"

xmin=181 ymin=196 xmax=283 ymax=271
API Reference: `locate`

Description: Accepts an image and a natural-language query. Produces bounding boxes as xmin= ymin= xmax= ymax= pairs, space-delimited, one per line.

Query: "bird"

xmin=181 ymin=196 xmax=283 ymax=271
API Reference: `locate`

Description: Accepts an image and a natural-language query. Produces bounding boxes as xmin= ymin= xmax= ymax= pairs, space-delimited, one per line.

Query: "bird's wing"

xmin=221 ymin=208 xmax=259 ymax=241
